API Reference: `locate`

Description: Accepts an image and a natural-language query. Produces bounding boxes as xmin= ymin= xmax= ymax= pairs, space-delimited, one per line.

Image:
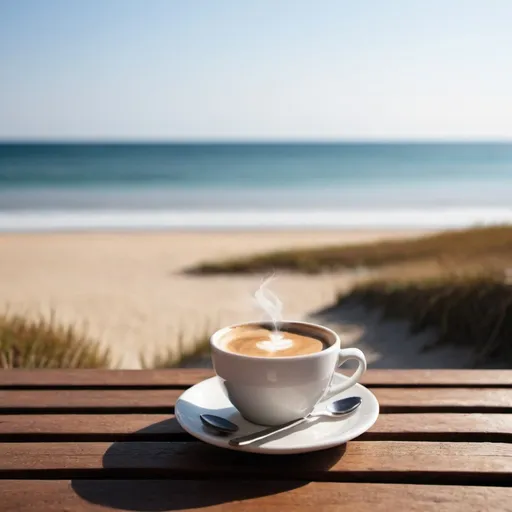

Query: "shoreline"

xmin=0 ymin=227 xmax=428 ymax=236
xmin=0 ymin=208 xmax=510 ymax=233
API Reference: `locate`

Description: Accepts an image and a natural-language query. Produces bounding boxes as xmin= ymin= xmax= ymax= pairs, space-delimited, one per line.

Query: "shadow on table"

xmin=71 ymin=416 xmax=345 ymax=511
xmin=72 ymin=479 xmax=311 ymax=511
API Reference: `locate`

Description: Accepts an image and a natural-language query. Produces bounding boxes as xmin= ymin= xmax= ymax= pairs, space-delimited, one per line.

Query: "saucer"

xmin=175 ymin=373 xmax=379 ymax=455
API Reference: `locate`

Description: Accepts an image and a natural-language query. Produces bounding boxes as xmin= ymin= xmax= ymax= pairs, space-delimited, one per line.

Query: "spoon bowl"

xmin=200 ymin=413 xmax=239 ymax=434
xmin=325 ymin=395 xmax=362 ymax=416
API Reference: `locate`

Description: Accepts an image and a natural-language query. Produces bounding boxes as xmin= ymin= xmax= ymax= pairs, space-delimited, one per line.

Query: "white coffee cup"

xmin=210 ymin=321 xmax=367 ymax=426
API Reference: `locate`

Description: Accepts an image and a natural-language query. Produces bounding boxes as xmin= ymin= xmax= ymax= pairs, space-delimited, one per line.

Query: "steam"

xmin=253 ymin=274 xmax=292 ymax=352
xmin=254 ymin=274 xmax=283 ymax=334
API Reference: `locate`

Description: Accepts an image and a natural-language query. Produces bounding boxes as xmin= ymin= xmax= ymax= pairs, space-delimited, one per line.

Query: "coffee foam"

xmin=221 ymin=326 xmax=326 ymax=358
xmin=256 ymin=332 xmax=293 ymax=352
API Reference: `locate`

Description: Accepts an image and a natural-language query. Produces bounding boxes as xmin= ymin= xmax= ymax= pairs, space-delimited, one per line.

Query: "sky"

xmin=1 ymin=0 xmax=512 ymax=141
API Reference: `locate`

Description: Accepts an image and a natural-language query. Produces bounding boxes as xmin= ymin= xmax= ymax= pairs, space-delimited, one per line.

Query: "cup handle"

xmin=328 ymin=348 xmax=367 ymax=396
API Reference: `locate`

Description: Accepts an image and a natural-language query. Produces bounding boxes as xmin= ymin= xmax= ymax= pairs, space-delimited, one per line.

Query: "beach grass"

xmin=0 ymin=312 xmax=112 ymax=368
xmin=186 ymin=225 xmax=512 ymax=275
xmin=140 ymin=324 xmax=213 ymax=369
xmin=0 ymin=311 xmax=215 ymax=369
xmin=338 ymin=268 xmax=512 ymax=365
xmin=185 ymin=224 xmax=512 ymax=365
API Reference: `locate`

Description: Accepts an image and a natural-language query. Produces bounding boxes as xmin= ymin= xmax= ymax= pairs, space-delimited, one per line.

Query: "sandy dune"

xmin=0 ymin=229 xmax=426 ymax=368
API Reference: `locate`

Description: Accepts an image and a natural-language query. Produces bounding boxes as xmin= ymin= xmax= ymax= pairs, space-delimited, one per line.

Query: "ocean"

xmin=1 ymin=142 xmax=511 ymax=231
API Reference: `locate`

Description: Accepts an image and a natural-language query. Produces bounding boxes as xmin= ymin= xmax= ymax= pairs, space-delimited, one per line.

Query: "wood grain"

xmin=1 ymin=441 xmax=511 ymax=485
xmin=2 ymin=370 xmax=511 ymax=510
xmin=1 ymin=413 xmax=511 ymax=443
xmin=1 ymin=388 xmax=511 ymax=413
xmin=0 ymin=389 xmax=181 ymax=413
xmin=2 ymin=480 xmax=511 ymax=512
xmin=0 ymin=369 xmax=215 ymax=389
xmin=1 ymin=369 xmax=511 ymax=388
xmin=0 ymin=414 xmax=185 ymax=441
xmin=373 ymin=388 xmax=512 ymax=412
xmin=366 ymin=413 xmax=512 ymax=441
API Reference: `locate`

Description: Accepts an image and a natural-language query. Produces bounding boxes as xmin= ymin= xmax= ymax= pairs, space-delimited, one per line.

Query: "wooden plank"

xmin=1 ymin=413 xmax=512 ymax=443
xmin=373 ymin=388 xmax=512 ymax=413
xmin=1 ymin=369 xmax=512 ymax=389
xmin=366 ymin=413 xmax=512 ymax=442
xmin=361 ymin=369 xmax=512 ymax=387
xmin=1 ymin=388 xmax=512 ymax=413
xmin=0 ymin=414 xmax=185 ymax=441
xmin=0 ymin=389 xmax=181 ymax=413
xmin=1 ymin=442 xmax=511 ymax=486
xmin=2 ymin=480 xmax=511 ymax=512
xmin=0 ymin=369 xmax=215 ymax=389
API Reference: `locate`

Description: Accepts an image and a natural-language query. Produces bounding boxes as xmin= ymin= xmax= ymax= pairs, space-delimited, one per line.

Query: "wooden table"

xmin=1 ymin=369 xmax=512 ymax=511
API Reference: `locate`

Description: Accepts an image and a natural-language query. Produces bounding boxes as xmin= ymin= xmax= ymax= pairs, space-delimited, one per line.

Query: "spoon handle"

xmin=229 ymin=416 xmax=309 ymax=447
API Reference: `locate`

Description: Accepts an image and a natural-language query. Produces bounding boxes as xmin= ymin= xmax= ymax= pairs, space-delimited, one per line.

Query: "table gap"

xmin=1 ymin=432 xmax=512 ymax=443
xmin=3 ymin=405 xmax=512 ymax=414
xmin=0 ymin=469 xmax=510 ymax=487
xmin=2 ymin=383 xmax=512 ymax=390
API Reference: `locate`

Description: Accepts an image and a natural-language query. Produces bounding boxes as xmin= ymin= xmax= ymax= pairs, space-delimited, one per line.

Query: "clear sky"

xmin=1 ymin=0 xmax=512 ymax=141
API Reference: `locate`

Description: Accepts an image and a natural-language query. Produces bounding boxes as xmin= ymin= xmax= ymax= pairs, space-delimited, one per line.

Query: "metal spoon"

xmin=200 ymin=414 xmax=239 ymax=435
xmin=229 ymin=396 xmax=362 ymax=446
xmin=200 ymin=396 xmax=361 ymax=445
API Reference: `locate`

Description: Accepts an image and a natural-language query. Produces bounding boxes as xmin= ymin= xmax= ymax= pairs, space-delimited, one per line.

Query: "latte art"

xmin=224 ymin=326 xmax=327 ymax=358
xmin=256 ymin=333 xmax=293 ymax=352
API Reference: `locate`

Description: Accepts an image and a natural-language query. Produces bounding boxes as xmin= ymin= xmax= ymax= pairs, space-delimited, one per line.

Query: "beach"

xmin=0 ymin=229 xmax=422 ymax=368
xmin=1 ymin=139 xmax=508 ymax=370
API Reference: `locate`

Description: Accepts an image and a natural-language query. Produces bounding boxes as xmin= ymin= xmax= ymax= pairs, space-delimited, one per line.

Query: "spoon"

xmin=200 ymin=414 xmax=239 ymax=435
xmin=200 ymin=396 xmax=362 ymax=446
xmin=229 ymin=396 xmax=362 ymax=446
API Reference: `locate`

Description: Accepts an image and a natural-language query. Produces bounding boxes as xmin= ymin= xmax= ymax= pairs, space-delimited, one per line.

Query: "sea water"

xmin=1 ymin=142 xmax=512 ymax=231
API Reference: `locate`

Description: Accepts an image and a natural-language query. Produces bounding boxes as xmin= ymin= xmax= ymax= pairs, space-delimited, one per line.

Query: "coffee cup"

xmin=210 ymin=320 xmax=367 ymax=426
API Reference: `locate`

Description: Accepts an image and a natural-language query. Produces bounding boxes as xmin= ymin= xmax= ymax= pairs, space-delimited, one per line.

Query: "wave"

xmin=0 ymin=208 xmax=511 ymax=232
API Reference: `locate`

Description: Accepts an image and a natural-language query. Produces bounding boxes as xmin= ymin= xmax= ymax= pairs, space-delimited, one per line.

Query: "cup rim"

xmin=210 ymin=320 xmax=340 ymax=361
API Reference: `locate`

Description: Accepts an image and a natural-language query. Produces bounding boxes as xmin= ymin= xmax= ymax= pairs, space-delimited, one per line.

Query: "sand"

xmin=0 ymin=229 xmax=428 ymax=368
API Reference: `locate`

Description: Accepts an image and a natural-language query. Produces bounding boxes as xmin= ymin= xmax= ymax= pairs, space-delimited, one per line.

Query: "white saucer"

xmin=175 ymin=373 xmax=379 ymax=455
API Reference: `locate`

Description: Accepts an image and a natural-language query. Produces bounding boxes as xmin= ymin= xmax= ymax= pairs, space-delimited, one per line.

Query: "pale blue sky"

xmin=1 ymin=0 xmax=512 ymax=140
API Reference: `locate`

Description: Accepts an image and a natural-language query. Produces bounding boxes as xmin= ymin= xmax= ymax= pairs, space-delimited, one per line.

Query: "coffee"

xmin=211 ymin=321 xmax=367 ymax=425
xmin=223 ymin=326 xmax=327 ymax=358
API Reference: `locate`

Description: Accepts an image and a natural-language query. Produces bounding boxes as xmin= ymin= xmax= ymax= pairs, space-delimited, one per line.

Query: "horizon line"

xmin=2 ymin=137 xmax=512 ymax=144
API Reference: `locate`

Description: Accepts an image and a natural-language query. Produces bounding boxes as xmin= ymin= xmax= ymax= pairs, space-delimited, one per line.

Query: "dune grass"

xmin=139 ymin=324 xmax=213 ymax=369
xmin=0 ymin=312 xmax=111 ymax=368
xmin=186 ymin=225 xmax=512 ymax=274
xmin=338 ymin=268 xmax=512 ymax=365
xmin=184 ymin=225 xmax=512 ymax=365
xmin=0 ymin=309 xmax=214 ymax=370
